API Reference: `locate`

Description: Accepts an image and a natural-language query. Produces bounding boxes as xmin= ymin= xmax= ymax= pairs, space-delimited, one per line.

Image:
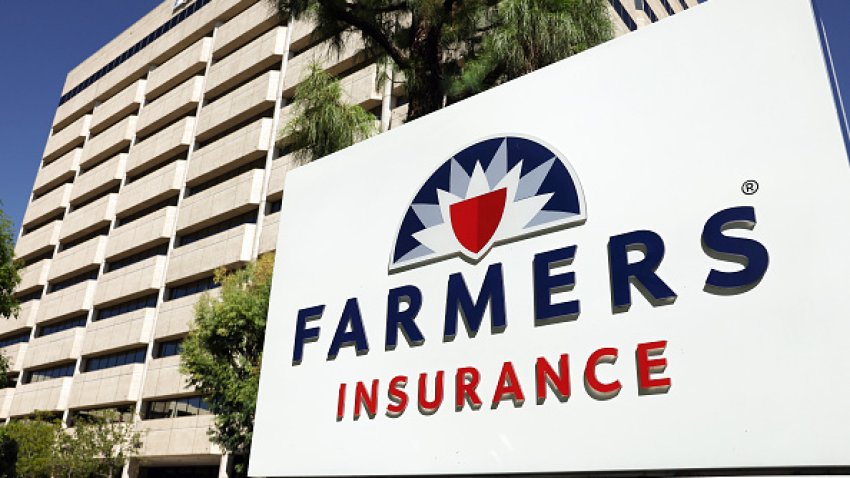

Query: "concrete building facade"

xmin=6 ymin=0 xmax=699 ymax=476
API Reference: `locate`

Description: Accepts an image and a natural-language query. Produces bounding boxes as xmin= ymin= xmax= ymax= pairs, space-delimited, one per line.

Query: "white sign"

xmin=251 ymin=0 xmax=850 ymax=475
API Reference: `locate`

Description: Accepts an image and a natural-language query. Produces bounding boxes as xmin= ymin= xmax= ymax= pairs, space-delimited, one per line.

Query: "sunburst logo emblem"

xmin=389 ymin=136 xmax=586 ymax=272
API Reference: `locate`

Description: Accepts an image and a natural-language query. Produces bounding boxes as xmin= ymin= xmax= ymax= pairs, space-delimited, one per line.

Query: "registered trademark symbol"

xmin=741 ymin=180 xmax=759 ymax=195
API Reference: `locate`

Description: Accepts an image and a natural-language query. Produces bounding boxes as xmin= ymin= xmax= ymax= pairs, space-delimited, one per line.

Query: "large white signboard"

xmin=251 ymin=0 xmax=850 ymax=475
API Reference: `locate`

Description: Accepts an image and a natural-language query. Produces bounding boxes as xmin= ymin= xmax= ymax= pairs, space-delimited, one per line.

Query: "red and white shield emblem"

xmin=449 ymin=188 xmax=507 ymax=254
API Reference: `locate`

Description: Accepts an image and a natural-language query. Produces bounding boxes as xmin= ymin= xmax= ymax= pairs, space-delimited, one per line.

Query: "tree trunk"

xmin=405 ymin=21 xmax=445 ymax=121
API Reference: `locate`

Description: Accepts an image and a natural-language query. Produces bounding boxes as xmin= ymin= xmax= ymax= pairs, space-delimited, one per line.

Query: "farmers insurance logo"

xmin=390 ymin=136 xmax=586 ymax=272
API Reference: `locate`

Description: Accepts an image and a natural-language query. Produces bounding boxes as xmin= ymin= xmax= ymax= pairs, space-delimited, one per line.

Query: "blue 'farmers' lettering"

xmin=702 ymin=206 xmax=769 ymax=294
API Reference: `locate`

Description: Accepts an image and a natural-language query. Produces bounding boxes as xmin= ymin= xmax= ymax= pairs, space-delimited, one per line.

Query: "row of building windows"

xmin=184 ymin=158 xmax=266 ymax=197
xmin=0 ymin=332 xmax=29 ymax=348
xmin=267 ymin=199 xmax=282 ymax=215
xmin=105 ymin=244 xmax=169 ymax=273
xmin=125 ymin=152 xmax=183 ymax=184
xmin=20 ymin=249 xmax=54 ymax=267
xmin=156 ymin=338 xmax=183 ymax=358
xmin=20 ymin=338 xmax=183 ymax=386
xmin=67 ymin=404 xmax=134 ymax=427
xmin=84 ymin=347 xmax=146 ymax=373
xmin=47 ymin=269 xmax=99 ymax=294
xmin=176 ymin=210 xmax=257 ymax=247
xmin=68 ymin=184 xmax=120 ymax=213
xmin=166 ymin=276 xmax=218 ymax=301
xmin=25 ymin=363 xmax=75 ymax=384
xmin=115 ymin=196 xmax=179 ymax=228
xmin=143 ymin=395 xmax=210 ymax=420
xmin=20 ymin=210 xmax=63 ymax=237
xmin=638 ymin=0 xmax=659 ymax=23
xmin=609 ymin=0 xmax=638 ymax=31
xmin=31 ymin=176 xmax=73 ymax=201
xmin=37 ymin=315 xmax=87 ymax=337
xmin=95 ymin=294 xmax=158 ymax=322
xmin=57 ymin=0 xmax=212 ymax=107
xmin=58 ymin=226 xmax=109 ymax=252
xmin=16 ymin=290 xmax=42 ymax=304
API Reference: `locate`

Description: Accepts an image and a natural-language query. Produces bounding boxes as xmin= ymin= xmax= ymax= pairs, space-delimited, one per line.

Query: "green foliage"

xmin=5 ymin=415 xmax=59 ymax=478
xmin=0 ymin=204 xmax=22 ymax=319
xmin=284 ymin=64 xmax=377 ymax=162
xmin=55 ymin=411 xmax=142 ymax=478
xmin=450 ymin=0 xmax=613 ymax=97
xmin=4 ymin=411 xmax=140 ymax=478
xmin=180 ymin=253 xmax=275 ymax=478
xmin=271 ymin=0 xmax=612 ymax=120
xmin=0 ymin=428 xmax=18 ymax=478
xmin=0 ymin=353 xmax=11 ymax=390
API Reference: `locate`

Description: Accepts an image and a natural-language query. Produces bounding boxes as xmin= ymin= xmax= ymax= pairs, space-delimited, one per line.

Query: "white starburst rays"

xmin=403 ymin=140 xmax=560 ymax=264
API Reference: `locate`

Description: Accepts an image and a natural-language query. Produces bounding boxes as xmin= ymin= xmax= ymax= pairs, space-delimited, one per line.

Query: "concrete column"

xmin=121 ymin=458 xmax=140 ymax=478
xmin=380 ymin=67 xmax=394 ymax=132
xmin=218 ymin=454 xmax=233 ymax=478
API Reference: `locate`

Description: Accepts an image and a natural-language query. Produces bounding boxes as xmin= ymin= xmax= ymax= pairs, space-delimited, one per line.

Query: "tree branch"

xmin=318 ymin=0 xmax=411 ymax=69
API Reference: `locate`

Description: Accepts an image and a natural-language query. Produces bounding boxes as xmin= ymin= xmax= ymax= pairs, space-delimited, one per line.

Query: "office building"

xmin=6 ymin=0 xmax=699 ymax=476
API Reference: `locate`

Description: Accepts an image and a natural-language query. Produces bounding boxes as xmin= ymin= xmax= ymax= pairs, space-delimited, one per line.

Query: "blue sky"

xmin=0 ymin=0 xmax=161 ymax=236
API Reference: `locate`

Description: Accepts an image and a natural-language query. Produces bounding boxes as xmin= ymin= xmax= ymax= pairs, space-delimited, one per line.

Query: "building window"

xmin=184 ymin=159 xmax=266 ymax=197
xmin=67 ymin=405 xmax=135 ymax=427
xmin=165 ymin=276 xmax=218 ymax=301
xmin=609 ymin=0 xmax=638 ymax=31
xmin=83 ymin=348 xmax=147 ymax=373
xmin=142 ymin=396 xmax=211 ymax=420
xmin=155 ymin=338 xmax=183 ymax=358
xmin=57 ymin=227 xmax=109 ymax=253
xmin=15 ymin=290 xmax=42 ymax=304
xmin=105 ymin=244 xmax=168 ymax=273
xmin=47 ymin=269 xmax=99 ymax=294
xmin=0 ymin=332 xmax=30 ymax=348
xmin=641 ymin=1 xmax=659 ymax=22
xmin=175 ymin=211 xmax=257 ymax=247
xmin=115 ymin=196 xmax=178 ymax=228
xmin=57 ymin=0 xmax=213 ymax=107
xmin=3 ymin=373 xmax=19 ymax=389
xmin=37 ymin=315 xmax=87 ymax=337
xmin=94 ymin=294 xmax=158 ymax=322
xmin=19 ymin=249 xmax=53 ymax=267
xmin=25 ymin=363 xmax=75 ymax=384
xmin=267 ymin=200 xmax=282 ymax=215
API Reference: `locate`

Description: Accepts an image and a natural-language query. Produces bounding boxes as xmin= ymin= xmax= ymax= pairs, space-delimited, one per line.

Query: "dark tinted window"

xmin=608 ymin=0 xmax=638 ymax=31
xmin=155 ymin=338 xmax=183 ymax=358
xmin=0 ymin=332 xmax=30 ymax=348
xmin=37 ymin=315 xmax=87 ymax=337
xmin=95 ymin=294 xmax=158 ymax=322
xmin=26 ymin=363 xmax=75 ymax=383
xmin=176 ymin=211 xmax=257 ymax=247
xmin=165 ymin=277 xmax=218 ymax=301
xmin=84 ymin=348 xmax=146 ymax=372
xmin=57 ymin=0 xmax=212 ymax=107
xmin=143 ymin=396 xmax=210 ymax=420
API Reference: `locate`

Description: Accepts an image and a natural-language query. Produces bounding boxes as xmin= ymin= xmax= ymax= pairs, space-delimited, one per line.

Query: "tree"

xmin=450 ymin=0 xmax=613 ymax=97
xmin=284 ymin=64 xmax=377 ymax=162
xmin=3 ymin=410 xmax=140 ymax=478
xmin=5 ymin=415 xmax=58 ymax=478
xmin=271 ymin=0 xmax=613 ymax=121
xmin=180 ymin=253 xmax=275 ymax=478
xmin=0 ymin=427 xmax=18 ymax=478
xmin=0 ymin=204 xmax=22 ymax=319
xmin=54 ymin=410 xmax=142 ymax=478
